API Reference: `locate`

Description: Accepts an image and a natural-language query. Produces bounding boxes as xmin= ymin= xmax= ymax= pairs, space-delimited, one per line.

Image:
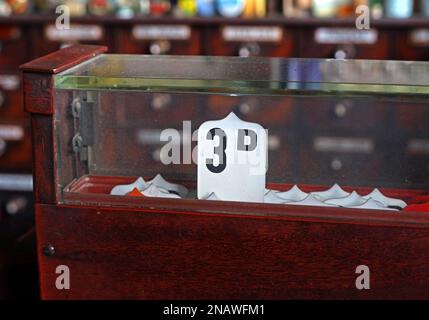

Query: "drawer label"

xmin=0 ymin=125 xmax=24 ymax=141
xmin=0 ymin=173 xmax=33 ymax=191
xmin=408 ymin=139 xmax=429 ymax=154
xmin=45 ymin=24 xmax=104 ymax=41
xmin=132 ymin=25 xmax=191 ymax=40
xmin=222 ymin=26 xmax=283 ymax=42
xmin=314 ymin=137 xmax=374 ymax=153
xmin=0 ymin=75 xmax=19 ymax=90
xmin=315 ymin=28 xmax=378 ymax=44
xmin=410 ymin=29 xmax=429 ymax=46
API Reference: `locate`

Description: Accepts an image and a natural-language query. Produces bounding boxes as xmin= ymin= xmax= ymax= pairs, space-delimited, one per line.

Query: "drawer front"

xmin=395 ymin=103 xmax=429 ymax=132
xmin=392 ymin=154 xmax=429 ymax=188
xmin=266 ymin=131 xmax=296 ymax=183
xmin=97 ymin=128 xmax=295 ymax=183
xmin=0 ymin=74 xmax=22 ymax=118
xmin=132 ymin=142 xmax=196 ymax=178
xmin=206 ymin=25 xmax=294 ymax=57
xmin=97 ymin=93 xmax=205 ymax=128
xmin=91 ymin=125 xmax=198 ymax=178
xmin=299 ymin=28 xmax=390 ymax=59
xmin=116 ymin=24 xmax=202 ymax=55
xmin=395 ymin=29 xmax=429 ymax=60
xmin=298 ymin=140 xmax=382 ymax=187
xmin=34 ymin=23 xmax=112 ymax=56
xmin=391 ymin=138 xmax=429 ymax=187
xmin=0 ymin=25 xmax=28 ymax=67
xmin=0 ymin=120 xmax=32 ymax=171
xmin=298 ymin=98 xmax=388 ymax=132
xmin=36 ymin=204 xmax=429 ymax=299
xmin=207 ymin=95 xmax=294 ymax=127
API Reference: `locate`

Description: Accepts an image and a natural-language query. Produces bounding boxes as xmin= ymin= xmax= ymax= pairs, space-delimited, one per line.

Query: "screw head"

xmin=42 ymin=244 xmax=55 ymax=257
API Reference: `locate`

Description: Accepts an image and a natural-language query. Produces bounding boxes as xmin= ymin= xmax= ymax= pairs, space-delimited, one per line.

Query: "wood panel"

xmin=36 ymin=203 xmax=429 ymax=299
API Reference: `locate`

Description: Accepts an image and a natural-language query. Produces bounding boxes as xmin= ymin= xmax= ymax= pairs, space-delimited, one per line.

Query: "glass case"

xmin=53 ymin=54 xmax=429 ymax=212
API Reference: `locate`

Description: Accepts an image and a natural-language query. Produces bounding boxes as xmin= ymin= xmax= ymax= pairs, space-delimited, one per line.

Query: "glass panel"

xmin=53 ymin=55 xmax=429 ymax=212
xmin=55 ymin=55 xmax=429 ymax=94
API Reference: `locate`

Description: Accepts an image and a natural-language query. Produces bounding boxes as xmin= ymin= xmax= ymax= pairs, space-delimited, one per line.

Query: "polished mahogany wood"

xmin=21 ymin=73 xmax=53 ymax=115
xmin=64 ymin=174 xmax=428 ymax=226
xmin=29 ymin=115 xmax=56 ymax=204
xmin=20 ymin=44 xmax=107 ymax=74
xmin=36 ymin=203 xmax=429 ymax=299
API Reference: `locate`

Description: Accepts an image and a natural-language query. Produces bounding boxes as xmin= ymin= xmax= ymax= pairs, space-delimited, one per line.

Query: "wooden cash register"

xmin=21 ymin=45 xmax=429 ymax=299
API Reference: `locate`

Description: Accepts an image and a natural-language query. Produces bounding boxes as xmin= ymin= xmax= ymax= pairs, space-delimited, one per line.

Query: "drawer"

xmin=299 ymin=28 xmax=391 ymax=59
xmin=298 ymin=139 xmax=382 ymax=187
xmin=36 ymin=203 xmax=429 ymax=299
xmin=91 ymin=123 xmax=294 ymax=181
xmin=207 ymin=95 xmax=294 ymax=127
xmin=115 ymin=24 xmax=202 ymax=55
xmin=0 ymin=120 xmax=32 ymax=171
xmin=89 ymin=124 xmax=199 ymax=178
xmin=0 ymin=189 xmax=33 ymax=217
xmin=298 ymin=98 xmax=388 ymax=133
xmin=395 ymin=103 xmax=429 ymax=132
xmin=96 ymin=92 xmax=205 ymax=128
xmin=391 ymin=154 xmax=429 ymax=188
xmin=394 ymin=29 xmax=429 ymax=60
xmin=34 ymin=23 xmax=112 ymax=57
xmin=0 ymin=25 xmax=28 ymax=67
xmin=0 ymin=74 xmax=23 ymax=118
xmin=206 ymin=25 xmax=294 ymax=57
xmin=125 ymin=130 xmax=197 ymax=179
xmin=135 ymin=144 xmax=197 ymax=179
xmin=118 ymin=130 xmax=295 ymax=184
xmin=266 ymin=132 xmax=296 ymax=184
xmin=393 ymin=138 xmax=429 ymax=187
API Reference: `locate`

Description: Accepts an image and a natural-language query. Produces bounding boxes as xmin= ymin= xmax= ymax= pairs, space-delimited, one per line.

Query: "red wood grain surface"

xmin=20 ymin=44 xmax=107 ymax=74
xmin=36 ymin=203 xmax=429 ymax=299
xmin=61 ymin=174 xmax=429 ymax=226
xmin=22 ymin=73 xmax=53 ymax=115
xmin=30 ymin=115 xmax=56 ymax=204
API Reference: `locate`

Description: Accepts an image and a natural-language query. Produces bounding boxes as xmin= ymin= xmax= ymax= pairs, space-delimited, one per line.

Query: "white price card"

xmin=198 ymin=112 xmax=267 ymax=203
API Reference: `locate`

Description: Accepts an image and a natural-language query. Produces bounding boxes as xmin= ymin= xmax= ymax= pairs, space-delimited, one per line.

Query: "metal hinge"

xmin=71 ymin=98 xmax=94 ymax=162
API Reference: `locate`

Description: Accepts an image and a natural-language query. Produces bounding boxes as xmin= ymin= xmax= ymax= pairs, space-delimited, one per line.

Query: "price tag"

xmin=198 ymin=112 xmax=267 ymax=202
xmin=0 ymin=125 xmax=24 ymax=141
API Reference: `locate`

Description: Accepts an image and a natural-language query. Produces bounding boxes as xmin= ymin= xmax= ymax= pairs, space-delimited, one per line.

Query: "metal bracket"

xmin=71 ymin=98 xmax=94 ymax=162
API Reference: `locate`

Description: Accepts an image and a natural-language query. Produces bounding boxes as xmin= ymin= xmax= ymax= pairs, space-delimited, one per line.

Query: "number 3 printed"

xmin=206 ymin=128 xmax=227 ymax=173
